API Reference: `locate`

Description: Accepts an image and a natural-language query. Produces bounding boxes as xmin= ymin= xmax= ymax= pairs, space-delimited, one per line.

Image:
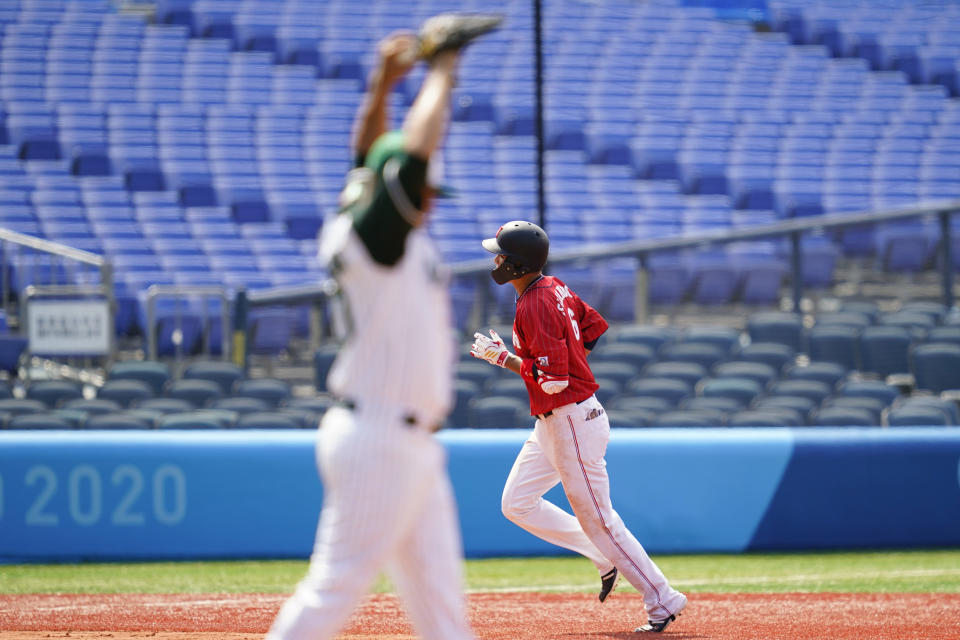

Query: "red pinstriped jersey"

xmin=513 ymin=275 xmax=609 ymax=416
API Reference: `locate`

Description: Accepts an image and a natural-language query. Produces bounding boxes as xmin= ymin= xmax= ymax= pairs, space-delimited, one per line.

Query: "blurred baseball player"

xmin=471 ymin=221 xmax=688 ymax=633
xmin=267 ymin=14 xmax=502 ymax=640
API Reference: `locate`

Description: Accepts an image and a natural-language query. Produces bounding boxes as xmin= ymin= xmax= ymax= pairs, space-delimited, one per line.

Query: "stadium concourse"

xmin=1 ymin=0 xmax=960 ymax=430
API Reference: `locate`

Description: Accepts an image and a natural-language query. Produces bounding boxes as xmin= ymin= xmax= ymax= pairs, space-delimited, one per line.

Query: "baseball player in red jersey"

xmin=471 ymin=221 xmax=688 ymax=634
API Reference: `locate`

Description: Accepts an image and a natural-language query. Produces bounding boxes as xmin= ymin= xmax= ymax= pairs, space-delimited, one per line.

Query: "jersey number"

xmin=567 ymin=308 xmax=581 ymax=341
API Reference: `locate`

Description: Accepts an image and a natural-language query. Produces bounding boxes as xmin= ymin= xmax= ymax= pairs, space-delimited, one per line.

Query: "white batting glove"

xmin=471 ymin=329 xmax=510 ymax=367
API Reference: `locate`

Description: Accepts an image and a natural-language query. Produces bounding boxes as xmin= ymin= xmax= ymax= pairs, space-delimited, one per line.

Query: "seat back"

xmin=807 ymin=324 xmax=861 ymax=370
xmin=183 ymin=360 xmax=245 ymax=393
xmin=25 ymin=379 xmax=84 ymax=408
xmin=699 ymin=376 xmax=763 ymax=406
xmin=467 ymin=396 xmax=528 ymax=429
xmin=812 ymin=406 xmax=876 ymax=426
xmin=747 ymin=311 xmax=805 ymax=351
xmin=643 ymin=361 xmax=709 ymax=386
xmin=232 ymin=378 xmax=291 ymax=407
xmin=165 ymin=378 xmax=224 ymax=408
xmin=97 ymin=378 xmax=156 ymax=408
xmin=912 ymin=342 xmax=960 ymax=393
xmin=108 ymin=360 xmax=172 ymax=395
xmin=728 ymin=408 xmax=803 ymax=427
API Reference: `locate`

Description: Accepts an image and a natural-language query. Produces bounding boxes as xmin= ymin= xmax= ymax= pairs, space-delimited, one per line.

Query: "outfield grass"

xmin=2 ymin=550 xmax=959 ymax=595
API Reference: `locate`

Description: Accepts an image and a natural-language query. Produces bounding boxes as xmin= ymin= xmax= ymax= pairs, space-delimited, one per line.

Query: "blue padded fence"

xmin=1 ymin=427 xmax=959 ymax=562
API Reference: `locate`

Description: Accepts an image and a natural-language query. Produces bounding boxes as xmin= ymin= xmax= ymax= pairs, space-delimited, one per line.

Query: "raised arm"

xmin=351 ymin=33 xmax=418 ymax=162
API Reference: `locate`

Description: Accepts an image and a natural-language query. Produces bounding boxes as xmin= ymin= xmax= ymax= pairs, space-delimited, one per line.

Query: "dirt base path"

xmin=2 ymin=591 xmax=958 ymax=639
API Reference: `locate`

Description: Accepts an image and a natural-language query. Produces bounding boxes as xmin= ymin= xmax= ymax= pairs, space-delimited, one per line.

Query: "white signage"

xmin=27 ymin=299 xmax=111 ymax=356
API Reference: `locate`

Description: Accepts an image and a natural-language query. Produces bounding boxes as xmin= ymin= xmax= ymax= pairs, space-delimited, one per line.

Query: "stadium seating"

xmin=1 ymin=0 xmax=960 ymax=431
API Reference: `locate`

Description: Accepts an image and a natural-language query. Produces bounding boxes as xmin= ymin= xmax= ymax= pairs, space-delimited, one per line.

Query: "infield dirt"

xmin=2 ymin=591 xmax=959 ymax=639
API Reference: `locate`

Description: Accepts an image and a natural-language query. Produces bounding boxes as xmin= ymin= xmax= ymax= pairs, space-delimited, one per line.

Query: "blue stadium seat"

xmin=925 ymin=325 xmax=960 ymax=346
xmin=784 ymin=360 xmax=849 ymax=389
xmin=878 ymin=311 xmax=935 ymax=337
xmin=182 ymin=359 xmax=244 ymax=394
xmin=25 ymin=379 xmax=83 ymax=408
xmin=752 ymin=394 xmax=816 ymax=424
xmin=886 ymin=399 xmax=954 ymax=427
xmin=911 ymin=342 xmax=960 ymax=394
xmin=468 ymin=395 xmax=528 ymax=429
xmin=446 ymin=379 xmax=478 ymax=429
xmin=233 ymin=377 xmax=291 ymax=408
xmin=737 ymin=259 xmax=787 ymax=305
xmin=61 ymin=398 xmax=124 ymax=417
xmin=698 ymin=376 xmax=763 ymax=406
xmin=0 ymin=398 xmax=51 ymax=426
xmin=728 ymin=408 xmax=803 ymax=427
xmin=651 ymin=409 xmax=726 ymax=427
xmin=590 ymin=342 xmax=656 ymax=371
xmin=814 ymin=311 xmax=873 ymax=329
xmin=97 ymin=378 xmax=155 ymax=408
xmin=682 ymin=395 xmax=745 ymax=415
xmin=588 ymin=361 xmax=640 ymax=388
xmin=625 ymin=377 xmax=693 ymax=405
xmin=712 ymin=360 xmax=778 ymax=387
xmin=807 ymin=324 xmax=861 ymax=371
xmin=165 ymin=378 xmax=223 ymax=409
xmin=7 ymin=413 xmax=74 ymax=430
xmin=821 ymin=395 xmax=888 ymax=424
xmin=610 ymin=324 xmax=676 ymax=351
xmin=455 ymin=359 xmax=498 ymax=389
xmin=768 ymin=379 xmax=832 ymax=404
xmin=108 ymin=360 xmax=171 ymax=395
xmin=658 ymin=342 xmax=727 ymax=369
xmin=734 ymin=341 xmax=795 ymax=372
xmin=680 ymin=325 xmax=742 ymax=354
xmin=812 ymin=405 xmax=876 ymax=427
xmin=158 ymin=410 xmax=228 ymax=429
xmin=747 ymin=311 xmax=805 ymax=352
xmin=234 ymin=411 xmax=300 ymax=429
xmin=642 ymin=361 xmax=708 ymax=387
xmin=84 ymin=412 xmax=154 ymax=429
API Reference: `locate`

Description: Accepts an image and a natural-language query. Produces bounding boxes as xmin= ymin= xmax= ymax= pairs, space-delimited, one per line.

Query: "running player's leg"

xmin=545 ymin=401 xmax=686 ymax=621
xmin=501 ymin=425 xmax=612 ymax=572
xmin=267 ymin=410 xmax=413 ymax=639
xmin=388 ymin=452 xmax=475 ymax=640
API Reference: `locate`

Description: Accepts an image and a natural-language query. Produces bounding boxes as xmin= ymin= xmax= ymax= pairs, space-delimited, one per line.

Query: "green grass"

xmin=2 ymin=550 xmax=960 ymax=595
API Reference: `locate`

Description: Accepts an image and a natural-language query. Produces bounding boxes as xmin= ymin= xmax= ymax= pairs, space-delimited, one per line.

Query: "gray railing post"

xmin=101 ymin=259 xmax=116 ymax=368
xmin=233 ymin=288 xmax=248 ymax=373
xmin=941 ymin=210 xmax=954 ymax=310
xmin=146 ymin=290 xmax=158 ymax=361
xmin=790 ymin=231 xmax=803 ymax=312
xmin=634 ymin=254 xmax=649 ymax=322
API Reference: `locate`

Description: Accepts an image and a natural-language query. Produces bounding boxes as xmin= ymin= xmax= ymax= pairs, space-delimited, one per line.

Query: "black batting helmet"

xmin=482 ymin=220 xmax=549 ymax=284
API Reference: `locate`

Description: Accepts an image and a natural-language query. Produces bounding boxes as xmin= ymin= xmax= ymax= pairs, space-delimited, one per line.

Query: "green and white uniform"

xmin=267 ymin=132 xmax=472 ymax=640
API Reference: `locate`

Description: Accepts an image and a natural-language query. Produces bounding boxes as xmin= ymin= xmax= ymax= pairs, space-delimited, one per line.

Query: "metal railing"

xmin=451 ymin=198 xmax=960 ymax=320
xmin=0 ymin=228 xmax=115 ymax=375
xmin=229 ymin=199 xmax=960 ymax=361
xmin=144 ymin=284 xmax=231 ymax=362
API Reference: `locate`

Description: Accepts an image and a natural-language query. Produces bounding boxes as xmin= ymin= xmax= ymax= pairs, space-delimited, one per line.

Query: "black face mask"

xmin=491 ymin=260 xmax=528 ymax=285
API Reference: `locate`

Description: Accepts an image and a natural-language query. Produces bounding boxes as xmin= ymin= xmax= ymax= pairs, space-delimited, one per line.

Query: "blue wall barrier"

xmin=1 ymin=427 xmax=959 ymax=562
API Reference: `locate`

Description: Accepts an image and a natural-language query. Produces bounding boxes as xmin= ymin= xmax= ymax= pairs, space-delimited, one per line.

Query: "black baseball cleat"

xmin=635 ymin=594 xmax=687 ymax=633
xmin=599 ymin=567 xmax=620 ymax=603
xmin=417 ymin=13 xmax=504 ymax=60
xmin=634 ymin=614 xmax=676 ymax=633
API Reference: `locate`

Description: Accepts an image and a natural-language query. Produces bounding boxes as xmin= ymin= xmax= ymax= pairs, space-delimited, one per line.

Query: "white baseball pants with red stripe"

xmin=267 ymin=405 xmax=475 ymax=640
xmin=501 ymin=394 xmax=686 ymax=621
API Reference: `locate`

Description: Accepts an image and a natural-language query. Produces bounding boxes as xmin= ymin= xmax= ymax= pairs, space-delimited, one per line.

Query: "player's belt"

xmin=538 ymin=397 xmax=589 ymax=420
xmin=336 ymin=398 xmax=442 ymax=432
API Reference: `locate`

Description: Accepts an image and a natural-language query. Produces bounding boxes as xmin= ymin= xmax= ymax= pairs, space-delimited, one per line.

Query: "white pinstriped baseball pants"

xmin=267 ymin=404 xmax=475 ymax=640
xmin=501 ymin=395 xmax=686 ymax=621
